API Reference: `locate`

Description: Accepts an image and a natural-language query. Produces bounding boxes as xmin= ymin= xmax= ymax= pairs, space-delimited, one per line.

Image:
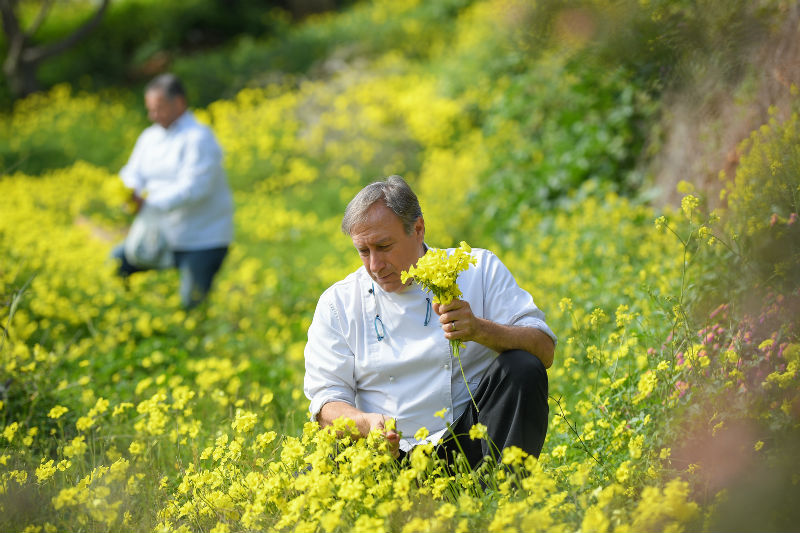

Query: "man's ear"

xmin=415 ymin=216 xmax=425 ymax=240
xmin=175 ymin=95 xmax=188 ymax=112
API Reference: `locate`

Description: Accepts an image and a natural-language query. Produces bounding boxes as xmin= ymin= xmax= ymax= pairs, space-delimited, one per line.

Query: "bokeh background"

xmin=1 ymin=1 xmax=799 ymax=531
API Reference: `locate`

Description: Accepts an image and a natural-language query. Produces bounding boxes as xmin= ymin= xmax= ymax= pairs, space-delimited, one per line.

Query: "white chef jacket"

xmin=304 ymin=247 xmax=557 ymax=452
xmin=119 ymin=111 xmax=234 ymax=250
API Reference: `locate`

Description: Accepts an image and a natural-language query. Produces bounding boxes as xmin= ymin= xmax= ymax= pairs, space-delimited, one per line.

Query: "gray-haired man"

xmin=304 ymin=175 xmax=556 ymax=465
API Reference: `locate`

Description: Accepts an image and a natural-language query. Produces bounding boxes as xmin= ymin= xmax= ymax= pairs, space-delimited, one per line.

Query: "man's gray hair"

xmin=341 ymin=175 xmax=423 ymax=235
xmin=146 ymin=73 xmax=186 ymax=100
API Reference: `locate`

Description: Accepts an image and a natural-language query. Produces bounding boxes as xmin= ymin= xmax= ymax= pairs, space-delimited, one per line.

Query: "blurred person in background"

xmin=304 ymin=175 xmax=556 ymax=467
xmin=111 ymin=73 xmax=234 ymax=309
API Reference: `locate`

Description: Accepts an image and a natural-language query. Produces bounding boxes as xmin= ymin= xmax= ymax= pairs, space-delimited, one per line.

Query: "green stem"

xmin=452 ymin=340 xmax=479 ymax=413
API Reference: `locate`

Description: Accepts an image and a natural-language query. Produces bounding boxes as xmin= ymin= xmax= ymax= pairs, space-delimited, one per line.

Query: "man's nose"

xmin=369 ymin=252 xmax=385 ymax=273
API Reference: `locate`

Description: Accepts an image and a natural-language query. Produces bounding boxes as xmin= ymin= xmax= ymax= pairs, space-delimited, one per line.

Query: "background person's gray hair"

xmin=341 ymin=175 xmax=423 ymax=235
xmin=145 ymin=73 xmax=186 ymax=100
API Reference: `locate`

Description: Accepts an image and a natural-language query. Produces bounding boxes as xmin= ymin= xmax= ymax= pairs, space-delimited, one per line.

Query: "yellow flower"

xmin=502 ymin=446 xmax=528 ymax=466
xmin=468 ymin=423 xmax=488 ymax=440
xmin=254 ymin=431 xmax=277 ymax=451
xmin=35 ymin=459 xmax=57 ymax=483
xmin=681 ymin=194 xmax=699 ymax=218
xmin=615 ymin=460 xmax=631 ymax=483
xmin=633 ymin=371 xmax=657 ymax=404
xmin=436 ymin=503 xmax=458 ymax=520
xmin=209 ymin=521 xmax=230 ymax=533
xmin=628 ymin=434 xmax=644 ymax=459
xmin=112 ymin=402 xmax=134 ymax=417
xmin=48 ymin=405 xmax=69 ymax=419
xmin=3 ymin=421 xmax=19 ymax=442
xmin=400 ymin=241 xmax=477 ymax=305
xmin=75 ymin=415 xmax=95 ymax=432
xmin=581 ymin=505 xmax=609 ymax=533
xmin=63 ymin=435 xmax=87 ymax=458
xmin=550 ymin=444 xmax=567 ymax=459
xmin=414 ymin=427 xmax=430 ymax=441
xmin=434 ymin=407 xmax=448 ymax=419
xmin=129 ymin=441 xmax=146 ymax=455
xmin=231 ymin=409 xmax=258 ymax=434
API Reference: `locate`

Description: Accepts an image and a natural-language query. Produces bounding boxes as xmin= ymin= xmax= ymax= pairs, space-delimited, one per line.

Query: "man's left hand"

xmin=434 ymin=298 xmax=555 ymax=367
xmin=434 ymin=299 xmax=477 ymax=343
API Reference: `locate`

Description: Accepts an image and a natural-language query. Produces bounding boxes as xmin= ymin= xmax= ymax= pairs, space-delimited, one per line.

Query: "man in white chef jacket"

xmin=111 ymin=73 xmax=233 ymax=309
xmin=304 ymin=175 xmax=556 ymax=466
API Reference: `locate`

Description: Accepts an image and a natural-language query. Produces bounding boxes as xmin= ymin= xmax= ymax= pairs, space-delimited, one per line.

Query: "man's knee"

xmin=495 ymin=349 xmax=548 ymax=388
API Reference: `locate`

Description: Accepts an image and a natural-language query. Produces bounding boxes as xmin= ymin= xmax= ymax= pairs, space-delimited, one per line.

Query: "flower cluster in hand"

xmin=400 ymin=241 xmax=477 ymax=305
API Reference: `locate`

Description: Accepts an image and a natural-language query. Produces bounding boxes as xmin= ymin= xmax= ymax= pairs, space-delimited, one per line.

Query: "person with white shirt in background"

xmin=304 ymin=175 xmax=556 ymax=467
xmin=111 ymin=73 xmax=233 ymax=309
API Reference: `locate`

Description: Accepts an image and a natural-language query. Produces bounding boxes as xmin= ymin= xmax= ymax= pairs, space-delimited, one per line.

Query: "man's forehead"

xmin=145 ymin=89 xmax=166 ymax=101
xmin=350 ymin=205 xmax=404 ymax=244
xmin=350 ymin=225 xmax=397 ymax=246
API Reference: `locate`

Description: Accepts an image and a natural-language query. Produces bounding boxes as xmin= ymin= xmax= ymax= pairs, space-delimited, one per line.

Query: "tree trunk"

xmin=4 ymin=57 xmax=40 ymax=96
xmin=1 ymin=0 xmax=110 ymax=99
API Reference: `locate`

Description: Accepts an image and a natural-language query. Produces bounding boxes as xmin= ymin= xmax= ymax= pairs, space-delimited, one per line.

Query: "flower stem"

xmin=452 ymin=340 xmax=479 ymax=413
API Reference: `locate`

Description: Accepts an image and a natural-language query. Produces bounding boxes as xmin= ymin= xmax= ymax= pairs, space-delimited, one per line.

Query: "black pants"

xmin=434 ymin=349 xmax=549 ymax=469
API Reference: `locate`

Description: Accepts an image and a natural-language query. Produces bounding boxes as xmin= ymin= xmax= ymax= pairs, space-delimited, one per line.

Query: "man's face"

xmin=145 ymin=89 xmax=186 ymax=129
xmin=350 ymin=202 xmax=425 ymax=293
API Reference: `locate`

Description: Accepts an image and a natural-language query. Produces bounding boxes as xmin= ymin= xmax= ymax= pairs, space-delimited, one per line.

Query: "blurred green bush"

xmin=0 ymin=85 xmax=145 ymax=176
xmin=725 ymin=105 xmax=800 ymax=292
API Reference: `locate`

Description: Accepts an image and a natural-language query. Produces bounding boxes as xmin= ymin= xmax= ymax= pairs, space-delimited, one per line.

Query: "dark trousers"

xmin=435 ymin=349 xmax=549 ymax=469
xmin=111 ymin=244 xmax=228 ymax=309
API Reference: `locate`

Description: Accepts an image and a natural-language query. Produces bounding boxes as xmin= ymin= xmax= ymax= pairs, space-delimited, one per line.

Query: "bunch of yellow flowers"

xmin=400 ymin=241 xmax=477 ymax=305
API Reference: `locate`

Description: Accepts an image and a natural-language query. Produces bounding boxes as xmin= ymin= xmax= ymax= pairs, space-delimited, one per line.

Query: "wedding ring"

xmin=451 ymin=321 xmax=456 ymax=332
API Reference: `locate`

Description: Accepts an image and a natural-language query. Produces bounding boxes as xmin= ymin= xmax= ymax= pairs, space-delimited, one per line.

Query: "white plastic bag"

xmin=124 ymin=206 xmax=172 ymax=269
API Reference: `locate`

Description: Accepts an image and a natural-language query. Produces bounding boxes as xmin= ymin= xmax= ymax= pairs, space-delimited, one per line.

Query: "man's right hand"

xmin=129 ymin=191 xmax=144 ymax=214
xmin=357 ymin=412 xmax=400 ymax=457
xmin=319 ymin=402 xmax=400 ymax=457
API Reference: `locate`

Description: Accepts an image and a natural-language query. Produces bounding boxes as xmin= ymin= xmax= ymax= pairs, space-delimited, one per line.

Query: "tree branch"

xmin=25 ymin=0 xmax=54 ymax=39
xmin=0 ymin=0 xmax=24 ymax=71
xmin=21 ymin=0 xmax=111 ymax=64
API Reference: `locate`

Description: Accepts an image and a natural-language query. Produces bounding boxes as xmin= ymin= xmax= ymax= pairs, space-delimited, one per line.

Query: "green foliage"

xmin=574 ymin=0 xmax=782 ymax=91
xmin=0 ymin=85 xmax=145 ymax=175
xmin=467 ymin=57 xmax=657 ymax=243
xmin=725 ymin=106 xmax=800 ymax=291
xmin=0 ymin=0 xmax=294 ymax=108
xmin=173 ymin=0 xmax=473 ymax=106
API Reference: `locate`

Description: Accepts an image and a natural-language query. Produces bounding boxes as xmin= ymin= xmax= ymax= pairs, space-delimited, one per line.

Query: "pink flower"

xmin=788 ymin=213 xmax=797 ymax=225
xmin=709 ymin=304 xmax=728 ymax=319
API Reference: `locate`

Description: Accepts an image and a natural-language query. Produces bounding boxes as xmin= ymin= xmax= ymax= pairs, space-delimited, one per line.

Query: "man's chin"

xmin=377 ymin=279 xmax=414 ymax=294
xmin=377 ymin=281 xmax=398 ymax=293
